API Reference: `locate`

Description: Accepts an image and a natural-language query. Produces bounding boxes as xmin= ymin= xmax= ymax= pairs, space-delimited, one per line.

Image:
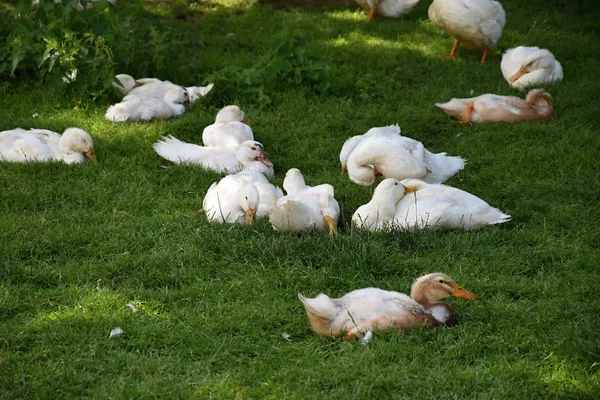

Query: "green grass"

xmin=1 ymin=0 xmax=600 ymax=398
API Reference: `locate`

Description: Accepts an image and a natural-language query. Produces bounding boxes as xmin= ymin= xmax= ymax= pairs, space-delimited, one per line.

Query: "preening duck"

xmin=436 ymin=89 xmax=556 ymax=123
xmin=428 ymin=0 xmax=506 ymax=64
xmin=352 ymin=178 xmax=510 ymax=230
xmin=202 ymin=105 xmax=254 ymax=151
xmin=501 ymin=46 xmax=563 ymax=89
xmin=269 ymin=168 xmax=340 ymax=236
xmin=345 ymin=134 xmax=465 ymax=186
xmin=202 ymin=171 xmax=283 ymax=225
xmin=0 ymin=127 xmax=96 ymax=164
xmin=340 ymin=124 xmax=402 ymax=173
xmin=299 ymin=272 xmax=479 ymax=338
xmin=154 ymin=137 xmax=274 ymax=176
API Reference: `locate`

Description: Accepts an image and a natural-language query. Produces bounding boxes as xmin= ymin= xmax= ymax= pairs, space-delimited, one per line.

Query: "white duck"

xmin=299 ymin=272 xmax=479 ymax=338
xmin=340 ymin=124 xmax=402 ymax=173
xmin=202 ymin=171 xmax=283 ymax=225
xmin=346 ymin=134 xmax=465 ymax=186
xmin=0 ymin=127 xmax=96 ymax=164
xmin=269 ymin=168 xmax=340 ymax=236
xmin=114 ymin=74 xmax=213 ymax=103
xmin=154 ymin=137 xmax=274 ymax=176
xmin=352 ymin=178 xmax=413 ymax=231
xmin=105 ymin=86 xmax=191 ymax=122
xmin=501 ymin=46 xmax=563 ymax=90
xmin=436 ymin=89 xmax=556 ymax=123
xmin=428 ymin=0 xmax=506 ymax=64
xmin=353 ymin=178 xmax=511 ymax=231
xmin=202 ymin=105 xmax=254 ymax=151
xmin=355 ymin=0 xmax=420 ymax=22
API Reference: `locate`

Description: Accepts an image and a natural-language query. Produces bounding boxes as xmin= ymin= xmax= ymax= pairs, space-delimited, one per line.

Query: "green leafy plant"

xmin=0 ymin=0 xmax=195 ymax=96
xmin=205 ymin=31 xmax=330 ymax=104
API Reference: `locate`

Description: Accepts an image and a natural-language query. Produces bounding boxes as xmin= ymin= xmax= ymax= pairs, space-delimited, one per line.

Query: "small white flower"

xmin=32 ymin=113 xmax=39 ymax=118
xmin=281 ymin=332 xmax=291 ymax=341
xmin=109 ymin=327 xmax=124 ymax=339
xmin=126 ymin=303 xmax=137 ymax=313
xmin=469 ymin=89 xmax=474 ymax=95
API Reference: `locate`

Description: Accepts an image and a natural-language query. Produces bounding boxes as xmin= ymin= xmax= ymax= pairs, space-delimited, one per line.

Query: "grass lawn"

xmin=1 ymin=0 xmax=599 ymax=398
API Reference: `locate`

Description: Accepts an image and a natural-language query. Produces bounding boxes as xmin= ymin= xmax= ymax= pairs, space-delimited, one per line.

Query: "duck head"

xmin=236 ymin=141 xmax=273 ymax=169
xmin=509 ymin=49 xmax=557 ymax=83
xmin=410 ymin=273 xmax=479 ymax=307
xmin=283 ymin=168 xmax=307 ymax=195
xmin=373 ymin=178 xmax=413 ymax=203
xmin=525 ymin=89 xmax=553 ymax=107
xmin=215 ymin=105 xmax=247 ymax=125
xmin=236 ymin=183 xmax=260 ymax=225
xmin=59 ymin=128 xmax=96 ymax=164
xmin=164 ymin=87 xmax=191 ymax=109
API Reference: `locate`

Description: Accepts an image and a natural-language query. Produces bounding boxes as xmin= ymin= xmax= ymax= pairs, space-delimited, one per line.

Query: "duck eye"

xmin=394 ymin=183 xmax=397 ymax=185
xmin=251 ymin=147 xmax=257 ymax=151
xmin=439 ymin=279 xmax=444 ymax=284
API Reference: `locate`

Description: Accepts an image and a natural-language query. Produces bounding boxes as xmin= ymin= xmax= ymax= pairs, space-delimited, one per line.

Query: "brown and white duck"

xmin=299 ymin=273 xmax=479 ymax=339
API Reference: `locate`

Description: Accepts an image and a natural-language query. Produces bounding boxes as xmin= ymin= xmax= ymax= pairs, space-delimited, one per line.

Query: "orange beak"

xmin=245 ymin=208 xmax=256 ymax=225
xmin=323 ymin=215 xmax=337 ymax=237
xmin=85 ymin=147 xmax=97 ymax=161
xmin=509 ymin=66 xmax=528 ymax=83
xmin=450 ymin=282 xmax=479 ymax=300
xmin=403 ymin=186 xmax=416 ymax=194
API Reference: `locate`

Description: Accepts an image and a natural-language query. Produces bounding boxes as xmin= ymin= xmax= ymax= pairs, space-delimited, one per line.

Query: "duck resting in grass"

xmin=352 ymin=178 xmax=511 ymax=231
xmin=269 ymin=168 xmax=340 ymax=236
xmin=114 ymin=74 xmax=213 ymax=103
xmin=202 ymin=105 xmax=254 ymax=151
xmin=428 ymin=0 xmax=506 ymax=64
xmin=154 ymin=137 xmax=274 ymax=176
xmin=355 ymin=0 xmax=420 ymax=22
xmin=345 ymin=133 xmax=465 ymax=186
xmin=299 ymin=272 xmax=479 ymax=339
xmin=501 ymin=46 xmax=563 ymax=90
xmin=0 ymin=127 xmax=96 ymax=164
xmin=105 ymin=86 xmax=191 ymax=122
xmin=201 ymin=171 xmax=283 ymax=225
xmin=340 ymin=124 xmax=402 ymax=174
xmin=436 ymin=89 xmax=556 ymax=123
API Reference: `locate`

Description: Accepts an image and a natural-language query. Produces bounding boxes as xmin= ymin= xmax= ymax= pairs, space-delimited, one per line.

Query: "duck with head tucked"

xmin=436 ymin=88 xmax=556 ymax=123
xmin=202 ymin=105 xmax=254 ymax=152
xmin=501 ymin=46 xmax=563 ymax=90
xmin=344 ymin=132 xmax=465 ymax=187
xmin=299 ymin=273 xmax=479 ymax=339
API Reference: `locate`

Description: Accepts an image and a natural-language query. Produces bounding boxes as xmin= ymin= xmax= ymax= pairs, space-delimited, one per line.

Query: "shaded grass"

xmin=1 ymin=0 xmax=600 ymax=398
